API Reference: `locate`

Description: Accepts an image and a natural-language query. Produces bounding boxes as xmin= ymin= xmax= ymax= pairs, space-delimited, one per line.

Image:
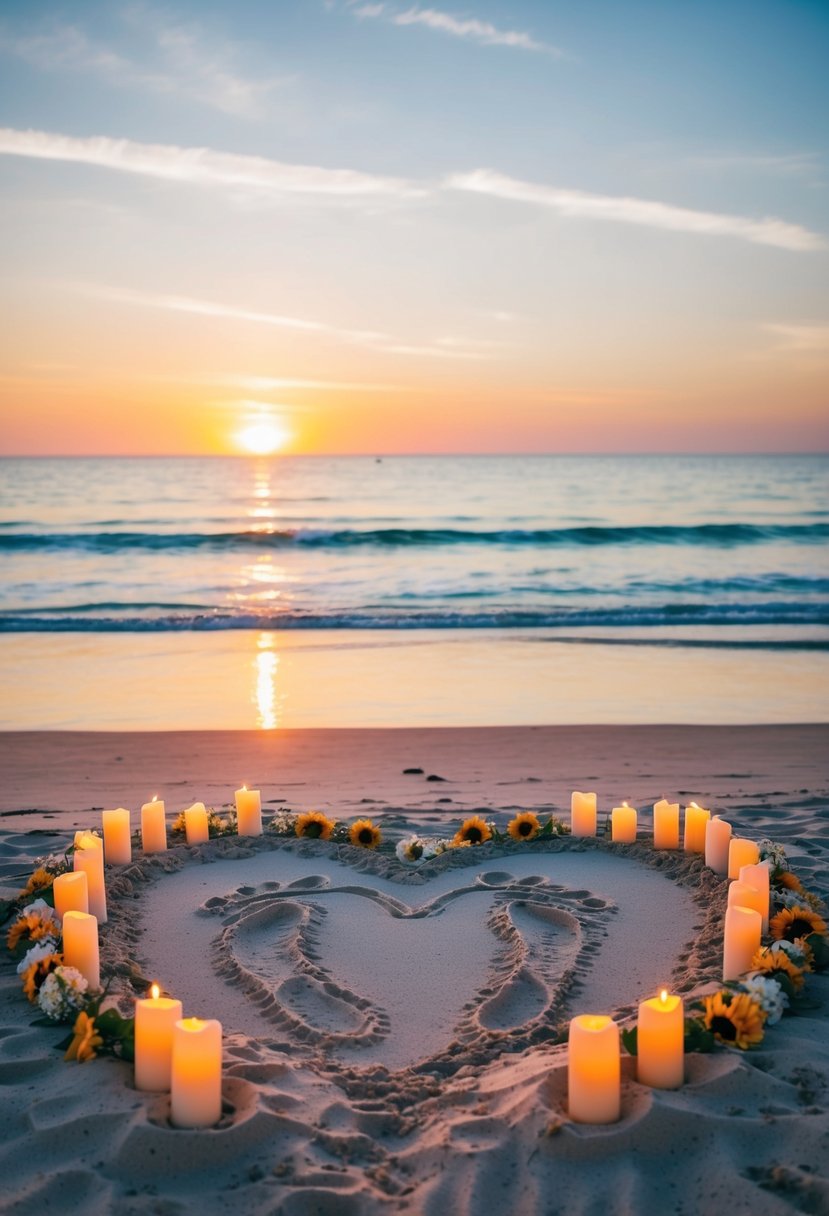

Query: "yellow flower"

xmin=453 ymin=816 xmax=492 ymax=847
xmin=21 ymin=951 xmax=62 ymax=1003
xmin=295 ymin=811 xmax=336 ymax=841
xmin=703 ymin=991 xmax=765 ymax=1049
xmin=64 ymin=1011 xmax=104 ymax=1063
xmin=7 ymin=910 xmax=57 ymax=953
xmin=775 ymin=870 xmax=803 ymax=893
xmin=171 ymin=811 xmax=187 ymax=834
xmin=21 ymin=867 xmax=53 ymax=898
xmin=507 ymin=812 xmax=541 ymax=842
xmin=750 ymin=946 xmax=806 ymax=991
xmin=349 ymin=819 xmax=381 ymax=849
xmin=770 ymin=906 xmax=827 ymax=943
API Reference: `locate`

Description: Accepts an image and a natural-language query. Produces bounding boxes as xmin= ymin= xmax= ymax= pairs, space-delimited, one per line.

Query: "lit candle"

xmin=73 ymin=834 xmax=107 ymax=924
xmin=53 ymin=871 xmax=88 ymax=921
xmin=171 ymin=1018 xmax=223 ymax=1128
xmin=637 ymin=989 xmax=684 ymax=1089
xmin=739 ymin=860 xmax=770 ymax=932
xmin=611 ymin=802 xmax=637 ymax=844
xmin=704 ymin=816 xmax=732 ymax=875
xmin=62 ymin=910 xmax=100 ymax=989
xmin=568 ymin=1014 xmax=620 ymax=1124
xmin=723 ymin=905 xmax=762 ymax=982
xmin=728 ymin=838 xmax=760 ymax=880
xmin=141 ymin=796 xmax=167 ymax=853
xmin=727 ymin=879 xmax=765 ymax=921
xmin=683 ymin=803 xmax=710 ymax=854
xmin=135 ymin=984 xmax=183 ymax=1092
xmin=184 ymin=802 xmax=209 ymax=845
xmin=102 ymin=808 xmax=132 ymax=866
xmin=653 ymin=799 xmax=679 ymax=850
xmin=570 ymin=791 xmax=597 ymax=838
xmin=235 ymin=786 xmax=262 ymax=837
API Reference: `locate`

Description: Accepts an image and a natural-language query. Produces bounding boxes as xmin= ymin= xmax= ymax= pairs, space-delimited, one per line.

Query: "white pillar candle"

xmin=102 ymin=808 xmax=132 ymax=866
xmin=184 ymin=802 xmax=209 ymax=845
xmin=723 ymin=905 xmax=762 ymax=982
xmin=62 ymin=910 xmax=100 ymax=989
xmin=611 ymin=802 xmax=637 ymax=843
xmin=171 ymin=1018 xmax=223 ymax=1128
xmin=141 ymin=797 xmax=167 ymax=853
xmin=739 ymin=860 xmax=770 ymax=932
xmin=727 ymin=879 xmax=765 ymax=921
xmin=73 ymin=836 xmax=107 ymax=924
xmin=53 ymin=871 xmax=88 ymax=921
xmin=704 ymin=816 xmax=732 ymax=875
xmin=637 ymin=990 xmax=684 ymax=1089
xmin=653 ymin=800 xmax=679 ymax=850
xmin=683 ymin=803 xmax=710 ymax=854
xmin=728 ymin=838 xmax=760 ymax=880
xmin=135 ymin=985 xmax=183 ymax=1092
xmin=235 ymin=786 xmax=262 ymax=837
xmin=570 ymin=791 xmax=597 ymax=838
xmin=568 ymin=1014 xmax=620 ymax=1124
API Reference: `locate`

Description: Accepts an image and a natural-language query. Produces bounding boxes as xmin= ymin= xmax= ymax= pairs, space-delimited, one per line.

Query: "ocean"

xmin=1 ymin=454 xmax=827 ymax=728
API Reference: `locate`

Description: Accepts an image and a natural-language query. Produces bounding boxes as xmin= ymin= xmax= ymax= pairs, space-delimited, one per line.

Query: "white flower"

xmin=268 ymin=812 xmax=296 ymax=835
xmin=16 ymin=938 xmax=59 ymax=976
xmin=757 ymin=839 xmax=787 ymax=868
xmin=774 ymin=888 xmax=807 ymax=911
xmin=396 ymin=837 xmax=424 ymax=864
xmin=37 ymin=966 xmax=89 ymax=1022
xmin=740 ymin=973 xmax=788 ymax=1024
xmin=769 ymin=939 xmax=809 ymax=967
xmin=22 ymin=897 xmax=60 ymax=927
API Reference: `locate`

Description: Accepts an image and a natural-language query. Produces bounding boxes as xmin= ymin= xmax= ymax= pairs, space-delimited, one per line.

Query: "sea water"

xmin=0 ymin=454 xmax=826 ymax=728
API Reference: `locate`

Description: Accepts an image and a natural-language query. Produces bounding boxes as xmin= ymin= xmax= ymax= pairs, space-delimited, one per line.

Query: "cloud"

xmin=0 ymin=127 xmax=422 ymax=200
xmin=349 ymin=3 xmax=558 ymax=53
xmin=224 ymin=375 xmax=411 ymax=392
xmin=763 ymin=323 xmax=829 ymax=352
xmin=445 ymin=169 xmax=826 ymax=251
xmin=0 ymin=13 xmax=284 ymax=119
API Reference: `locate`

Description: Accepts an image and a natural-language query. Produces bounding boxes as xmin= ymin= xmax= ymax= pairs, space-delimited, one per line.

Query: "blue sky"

xmin=0 ymin=0 xmax=827 ymax=453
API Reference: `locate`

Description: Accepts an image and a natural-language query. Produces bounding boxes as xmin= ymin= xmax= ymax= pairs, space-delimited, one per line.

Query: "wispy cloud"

xmin=223 ymin=375 xmax=411 ymax=392
xmin=446 ymin=169 xmax=826 ymax=252
xmin=763 ymin=323 xmax=829 ymax=352
xmin=349 ymin=3 xmax=558 ymax=53
xmin=0 ymin=12 xmax=284 ymax=119
xmin=0 ymin=127 xmax=423 ymax=200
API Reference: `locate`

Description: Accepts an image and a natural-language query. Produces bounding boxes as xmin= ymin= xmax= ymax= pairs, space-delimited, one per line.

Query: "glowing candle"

xmin=53 ymin=871 xmax=88 ymax=920
xmin=637 ymin=989 xmax=684 ymax=1089
xmin=135 ymin=984 xmax=183 ymax=1092
xmin=611 ymin=802 xmax=637 ymax=843
xmin=728 ymin=838 xmax=760 ymax=880
xmin=704 ymin=816 xmax=732 ymax=875
xmin=184 ymin=802 xmax=209 ymax=845
xmin=723 ymin=905 xmax=762 ymax=982
xmin=727 ymin=879 xmax=765 ymax=921
xmin=73 ymin=834 xmax=107 ymax=924
xmin=62 ymin=910 xmax=100 ymax=989
xmin=102 ymin=808 xmax=132 ymax=866
xmin=141 ymin=797 xmax=167 ymax=854
xmin=653 ymin=799 xmax=679 ymax=850
xmin=570 ymin=791 xmax=597 ymax=838
xmin=235 ymin=786 xmax=262 ymax=837
xmin=739 ymin=860 xmax=770 ymax=932
xmin=171 ymin=1018 xmax=223 ymax=1128
xmin=568 ymin=1014 xmax=620 ymax=1124
xmin=683 ymin=803 xmax=710 ymax=854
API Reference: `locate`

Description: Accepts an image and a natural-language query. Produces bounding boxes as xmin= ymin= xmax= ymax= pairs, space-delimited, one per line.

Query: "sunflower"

xmin=507 ymin=812 xmax=541 ymax=842
xmin=21 ymin=867 xmax=54 ymax=898
xmin=703 ymin=991 xmax=765 ymax=1049
xmin=750 ymin=946 xmax=806 ymax=992
xmin=6 ymin=908 xmax=59 ymax=953
xmin=349 ymin=819 xmax=382 ymax=850
xmin=770 ymin=905 xmax=827 ymax=944
xmin=453 ymin=816 xmax=493 ymax=847
xmin=21 ymin=950 xmax=62 ymax=1003
xmin=295 ymin=811 xmax=336 ymax=841
xmin=65 ymin=1011 xmax=104 ymax=1063
xmin=774 ymin=870 xmax=803 ymax=894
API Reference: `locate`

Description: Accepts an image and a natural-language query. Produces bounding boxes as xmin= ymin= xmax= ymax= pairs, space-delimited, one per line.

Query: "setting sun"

xmin=236 ymin=419 xmax=291 ymax=456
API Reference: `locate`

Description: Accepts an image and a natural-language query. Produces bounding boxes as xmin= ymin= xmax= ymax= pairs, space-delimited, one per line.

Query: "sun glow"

xmin=236 ymin=419 xmax=290 ymax=456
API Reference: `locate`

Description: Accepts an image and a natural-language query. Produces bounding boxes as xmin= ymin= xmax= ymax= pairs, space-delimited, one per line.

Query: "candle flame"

xmin=660 ymin=989 xmax=668 ymax=1004
xmin=622 ymin=801 xmax=628 ymax=808
xmin=690 ymin=802 xmax=698 ymax=809
xmin=242 ymin=784 xmax=247 ymax=791
xmin=151 ymin=983 xmax=160 ymax=1000
xmin=152 ymin=794 xmax=157 ymax=803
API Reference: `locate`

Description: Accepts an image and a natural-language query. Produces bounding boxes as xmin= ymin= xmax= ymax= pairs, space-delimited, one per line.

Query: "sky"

xmin=0 ymin=0 xmax=827 ymax=455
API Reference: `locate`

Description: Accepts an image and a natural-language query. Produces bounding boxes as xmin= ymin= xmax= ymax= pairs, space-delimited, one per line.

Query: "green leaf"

xmin=805 ymin=932 xmax=829 ymax=971
xmin=683 ymin=1017 xmax=715 ymax=1053
xmin=620 ymin=1026 xmax=638 ymax=1056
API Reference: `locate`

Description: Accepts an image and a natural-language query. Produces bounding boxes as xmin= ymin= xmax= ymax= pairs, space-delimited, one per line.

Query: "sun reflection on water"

xmin=253 ymin=632 xmax=280 ymax=730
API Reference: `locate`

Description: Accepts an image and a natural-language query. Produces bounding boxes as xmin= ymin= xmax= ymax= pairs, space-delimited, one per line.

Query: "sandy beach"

xmin=1 ymin=724 xmax=827 ymax=1215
